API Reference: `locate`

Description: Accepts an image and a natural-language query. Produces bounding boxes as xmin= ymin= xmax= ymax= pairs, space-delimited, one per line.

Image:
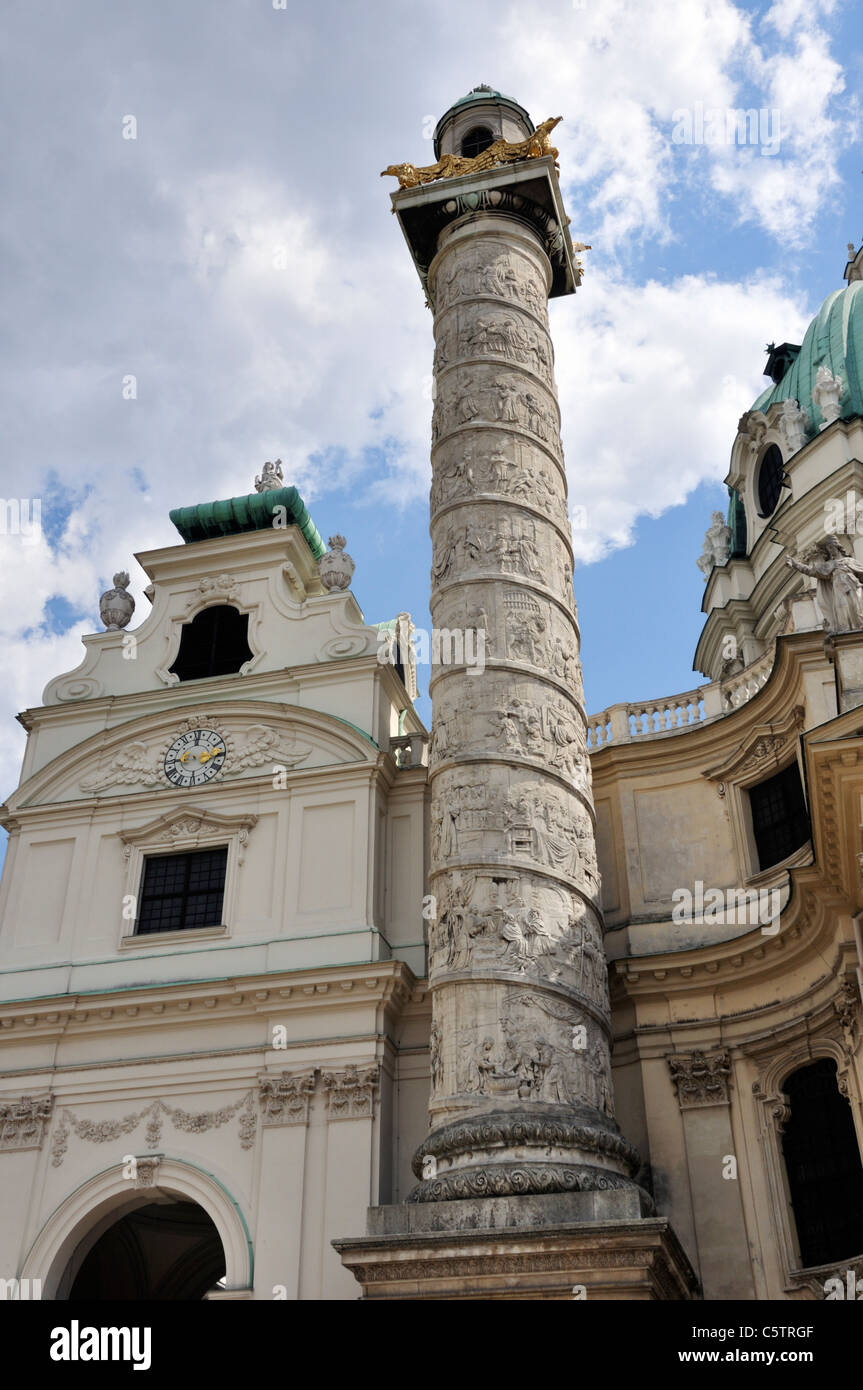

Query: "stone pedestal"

xmin=334 ymin=1193 xmax=699 ymax=1300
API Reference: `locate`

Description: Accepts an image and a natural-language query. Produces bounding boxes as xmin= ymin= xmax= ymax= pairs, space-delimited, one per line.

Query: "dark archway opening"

xmin=169 ymin=604 xmax=253 ymax=682
xmin=781 ymin=1057 xmax=863 ymax=1268
xmin=68 ymin=1200 xmax=226 ymax=1300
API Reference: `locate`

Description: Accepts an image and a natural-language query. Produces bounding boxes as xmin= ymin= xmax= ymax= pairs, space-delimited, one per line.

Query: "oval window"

xmin=757 ymin=443 xmax=785 ymax=516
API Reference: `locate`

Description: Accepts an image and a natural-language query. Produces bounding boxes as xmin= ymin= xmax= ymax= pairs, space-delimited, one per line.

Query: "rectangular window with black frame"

xmin=748 ymin=762 xmax=810 ymax=872
xmin=136 ymin=847 xmax=228 ymax=935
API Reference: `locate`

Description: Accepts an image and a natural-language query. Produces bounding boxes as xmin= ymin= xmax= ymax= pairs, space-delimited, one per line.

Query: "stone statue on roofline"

xmin=812 ymin=366 xmax=845 ymax=429
xmin=779 ymin=398 xmax=810 ymax=454
xmin=697 ymin=511 xmax=732 ymax=581
xmin=786 ymin=536 xmax=863 ymax=632
xmin=255 ymin=459 xmax=284 ymax=493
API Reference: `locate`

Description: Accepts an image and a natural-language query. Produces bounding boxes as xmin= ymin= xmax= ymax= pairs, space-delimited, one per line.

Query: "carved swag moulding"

xmin=50 ymin=1093 xmax=257 ymax=1167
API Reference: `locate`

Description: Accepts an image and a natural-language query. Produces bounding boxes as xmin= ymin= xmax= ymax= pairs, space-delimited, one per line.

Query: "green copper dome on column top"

xmin=751 ymin=280 xmax=863 ymax=429
xmin=433 ymin=85 xmax=534 ymax=158
xmin=169 ymin=485 xmax=325 ymax=558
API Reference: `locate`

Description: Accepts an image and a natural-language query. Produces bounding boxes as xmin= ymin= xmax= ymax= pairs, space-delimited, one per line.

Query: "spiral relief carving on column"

xmin=418 ymin=212 xmax=645 ymax=1202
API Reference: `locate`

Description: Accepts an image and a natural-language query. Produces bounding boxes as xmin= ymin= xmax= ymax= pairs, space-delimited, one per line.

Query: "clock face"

xmin=163 ymin=728 xmax=226 ymax=788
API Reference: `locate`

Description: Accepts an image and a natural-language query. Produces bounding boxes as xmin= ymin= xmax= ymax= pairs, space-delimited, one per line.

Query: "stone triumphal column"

xmin=334 ymin=94 xmax=698 ymax=1300
xmin=385 ymin=91 xmax=644 ymax=1204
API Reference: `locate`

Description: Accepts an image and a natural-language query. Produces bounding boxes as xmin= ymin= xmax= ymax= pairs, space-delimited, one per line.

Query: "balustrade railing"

xmin=586 ymin=645 xmax=776 ymax=749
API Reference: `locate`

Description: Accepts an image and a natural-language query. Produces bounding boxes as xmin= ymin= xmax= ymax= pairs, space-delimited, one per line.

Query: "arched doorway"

xmin=781 ymin=1057 xmax=863 ymax=1267
xmin=68 ymin=1198 xmax=225 ymax=1300
xmin=21 ymin=1159 xmax=252 ymax=1299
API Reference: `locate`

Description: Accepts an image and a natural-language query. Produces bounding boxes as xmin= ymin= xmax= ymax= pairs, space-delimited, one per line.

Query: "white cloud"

xmin=553 ymin=268 xmax=812 ymax=563
xmin=495 ymin=0 xmax=855 ymax=249
xmin=0 ymin=0 xmax=856 ymax=801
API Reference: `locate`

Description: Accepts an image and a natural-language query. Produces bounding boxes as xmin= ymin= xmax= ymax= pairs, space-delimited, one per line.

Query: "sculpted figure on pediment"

xmin=786 ymin=535 xmax=863 ymax=633
xmin=224 ymin=724 xmax=311 ymax=776
xmin=81 ymin=741 xmax=162 ymax=793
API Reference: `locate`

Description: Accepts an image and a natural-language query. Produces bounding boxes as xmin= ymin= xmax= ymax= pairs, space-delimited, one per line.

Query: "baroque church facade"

xmin=1 ymin=89 xmax=863 ymax=1301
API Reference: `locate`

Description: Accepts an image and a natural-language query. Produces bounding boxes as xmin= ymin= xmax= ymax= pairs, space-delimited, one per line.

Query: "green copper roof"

xmin=752 ymin=280 xmax=863 ymax=428
xmin=170 ymin=486 xmax=326 ymax=558
xmin=433 ymin=86 xmax=534 ymax=157
xmin=451 ymin=85 xmax=507 ymax=107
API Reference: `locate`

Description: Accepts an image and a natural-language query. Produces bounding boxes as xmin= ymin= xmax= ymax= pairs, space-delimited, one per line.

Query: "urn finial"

xmin=99 ymin=571 xmax=135 ymax=630
xmin=318 ymin=535 xmax=355 ymax=592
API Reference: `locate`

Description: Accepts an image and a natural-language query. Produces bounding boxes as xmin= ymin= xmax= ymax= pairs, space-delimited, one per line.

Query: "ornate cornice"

xmin=612 ymin=867 xmax=852 ymax=1007
xmin=0 ymin=961 xmax=419 ymax=1043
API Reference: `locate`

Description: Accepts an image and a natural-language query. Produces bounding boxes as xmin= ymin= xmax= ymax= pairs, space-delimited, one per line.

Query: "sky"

xmin=0 ymin=0 xmax=862 ymax=860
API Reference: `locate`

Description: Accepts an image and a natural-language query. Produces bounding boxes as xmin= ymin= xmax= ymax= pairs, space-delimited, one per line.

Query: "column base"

xmin=333 ymin=1191 xmax=700 ymax=1300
